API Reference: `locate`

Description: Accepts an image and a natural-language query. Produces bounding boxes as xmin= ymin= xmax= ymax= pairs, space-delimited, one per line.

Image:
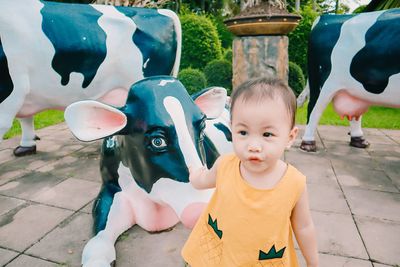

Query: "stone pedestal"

xmin=232 ymin=35 xmax=288 ymax=90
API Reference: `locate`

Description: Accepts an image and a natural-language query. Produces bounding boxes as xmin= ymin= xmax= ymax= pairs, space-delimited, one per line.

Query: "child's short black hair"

xmin=230 ymin=77 xmax=297 ymax=128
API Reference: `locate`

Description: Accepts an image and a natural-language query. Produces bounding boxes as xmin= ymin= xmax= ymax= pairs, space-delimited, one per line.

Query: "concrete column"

xmin=232 ymin=35 xmax=288 ymax=90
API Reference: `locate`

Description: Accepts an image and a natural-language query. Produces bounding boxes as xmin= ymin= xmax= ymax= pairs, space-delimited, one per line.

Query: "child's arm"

xmin=291 ymin=186 xmax=319 ymax=267
xmin=189 ymin=157 xmax=221 ymax=189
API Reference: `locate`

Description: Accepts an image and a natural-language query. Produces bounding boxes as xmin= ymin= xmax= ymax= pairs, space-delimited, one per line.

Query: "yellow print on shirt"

xmin=197 ymin=214 xmax=223 ymax=265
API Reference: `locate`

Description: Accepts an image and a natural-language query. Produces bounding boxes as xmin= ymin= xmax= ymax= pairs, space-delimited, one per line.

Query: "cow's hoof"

xmin=350 ymin=136 xmax=370 ymax=148
xmin=300 ymin=140 xmax=317 ymax=152
xmin=13 ymin=145 xmax=37 ymax=157
xmin=34 ymin=135 xmax=41 ymax=141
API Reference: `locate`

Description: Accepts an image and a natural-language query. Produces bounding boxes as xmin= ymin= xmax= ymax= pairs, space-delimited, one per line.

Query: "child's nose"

xmin=248 ymin=142 xmax=261 ymax=152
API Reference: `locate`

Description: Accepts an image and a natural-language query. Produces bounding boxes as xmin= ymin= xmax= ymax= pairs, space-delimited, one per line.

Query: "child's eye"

xmin=239 ymin=130 xmax=247 ymax=136
xmin=263 ymin=132 xmax=273 ymax=137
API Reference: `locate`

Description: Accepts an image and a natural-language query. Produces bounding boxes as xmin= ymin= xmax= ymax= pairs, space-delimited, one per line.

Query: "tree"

xmin=364 ymin=0 xmax=400 ymax=11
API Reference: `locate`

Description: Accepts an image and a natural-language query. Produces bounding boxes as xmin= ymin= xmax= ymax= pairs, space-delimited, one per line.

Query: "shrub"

xmin=178 ymin=67 xmax=207 ymax=95
xmin=180 ymin=13 xmax=222 ymax=70
xmin=288 ymin=5 xmax=318 ymax=78
xmin=223 ymin=48 xmax=232 ymax=63
xmin=288 ymin=61 xmax=306 ymax=97
xmin=204 ymin=59 xmax=232 ymax=94
xmin=353 ymin=5 xmax=366 ymax=13
xmin=209 ymin=15 xmax=234 ymax=49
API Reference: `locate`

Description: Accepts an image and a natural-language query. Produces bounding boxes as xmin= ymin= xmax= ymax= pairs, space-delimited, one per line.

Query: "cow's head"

xmin=65 ymin=76 xmax=227 ymax=192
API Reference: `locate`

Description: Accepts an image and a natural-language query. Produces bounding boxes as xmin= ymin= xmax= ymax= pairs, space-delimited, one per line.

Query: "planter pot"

xmin=224 ymin=14 xmax=301 ymax=36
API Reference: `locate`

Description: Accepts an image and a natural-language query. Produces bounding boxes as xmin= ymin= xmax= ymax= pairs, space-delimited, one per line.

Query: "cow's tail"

xmin=296 ymin=80 xmax=309 ymax=108
xmin=159 ymin=9 xmax=182 ymax=78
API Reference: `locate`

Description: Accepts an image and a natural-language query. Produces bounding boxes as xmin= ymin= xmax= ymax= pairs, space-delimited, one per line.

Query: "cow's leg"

xmin=13 ymin=117 xmax=38 ymax=156
xmin=0 ymin=111 xmax=14 ymax=144
xmin=349 ymin=117 xmax=369 ymax=148
xmin=0 ymin=76 xmax=29 ymax=148
xmin=301 ymin=90 xmax=335 ymax=152
xmin=82 ymin=191 xmax=135 ymax=267
xmin=181 ymin=202 xmax=207 ymax=229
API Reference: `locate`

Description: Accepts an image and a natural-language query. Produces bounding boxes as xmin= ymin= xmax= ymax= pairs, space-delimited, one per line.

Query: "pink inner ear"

xmin=194 ymin=87 xmax=227 ymax=119
xmin=94 ymin=108 xmax=126 ymax=129
xmin=194 ymin=97 xmax=209 ymax=114
xmin=66 ymin=101 xmax=127 ymax=142
xmin=77 ymin=107 xmax=127 ymax=141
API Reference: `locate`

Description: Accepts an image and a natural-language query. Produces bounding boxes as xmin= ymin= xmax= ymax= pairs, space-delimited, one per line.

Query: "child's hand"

xmin=187 ymin=165 xmax=216 ymax=189
xmin=188 ymin=166 xmax=206 ymax=182
xmin=188 ymin=165 xmax=206 ymax=174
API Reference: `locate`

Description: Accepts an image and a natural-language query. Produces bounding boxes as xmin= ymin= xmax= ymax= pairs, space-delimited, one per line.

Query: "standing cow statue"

xmin=65 ymin=76 xmax=232 ymax=267
xmin=300 ymin=8 xmax=400 ymax=152
xmin=0 ymin=0 xmax=181 ymax=156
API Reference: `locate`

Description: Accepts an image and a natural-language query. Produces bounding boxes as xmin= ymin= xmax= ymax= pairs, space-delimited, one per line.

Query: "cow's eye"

xmin=151 ymin=137 xmax=167 ymax=149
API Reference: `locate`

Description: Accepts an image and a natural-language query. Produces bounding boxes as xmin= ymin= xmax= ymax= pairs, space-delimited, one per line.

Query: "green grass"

xmin=4 ymin=110 xmax=65 ymax=139
xmin=3 ymin=104 xmax=399 ymax=140
xmin=296 ymin=102 xmax=400 ymax=129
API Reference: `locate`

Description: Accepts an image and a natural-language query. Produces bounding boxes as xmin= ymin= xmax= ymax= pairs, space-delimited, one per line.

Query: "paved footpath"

xmin=0 ymin=123 xmax=399 ymax=267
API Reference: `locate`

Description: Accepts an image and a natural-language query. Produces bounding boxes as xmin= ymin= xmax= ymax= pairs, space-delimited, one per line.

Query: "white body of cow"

xmin=301 ymin=10 xmax=400 ymax=151
xmin=0 ymin=0 xmax=181 ymax=153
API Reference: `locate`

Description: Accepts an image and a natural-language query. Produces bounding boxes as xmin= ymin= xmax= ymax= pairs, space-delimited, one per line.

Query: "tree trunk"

xmin=295 ymin=0 xmax=300 ymax=11
xmin=335 ymin=0 xmax=340 ymax=13
xmin=200 ymin=0 xmax=205 ymax=11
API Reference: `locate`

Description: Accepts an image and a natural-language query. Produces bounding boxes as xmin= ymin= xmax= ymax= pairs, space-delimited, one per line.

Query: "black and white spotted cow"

xmin=300 ymin=9 xmax=400 ymax=152
xmin=65 ymin=76 xmax=232 ymax=267
xmin=0 ymin=0 xmax=181 ymax=156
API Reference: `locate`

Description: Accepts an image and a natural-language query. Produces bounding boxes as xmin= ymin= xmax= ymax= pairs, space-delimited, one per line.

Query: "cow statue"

xmin=300 ymin=8 xmax=400 ymax=152
xmin=64 ymin=76 xmax=232 ymax=267
xmin=0 ymin=0 xmax=181 ymax=156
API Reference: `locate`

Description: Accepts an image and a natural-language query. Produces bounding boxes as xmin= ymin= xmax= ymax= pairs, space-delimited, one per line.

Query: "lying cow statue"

xmin=65 ymin=76 xmax=232 ymax=267
xmin=300 ymin=8 xmax=400 ymax=152
xmin=0 ymin=0 xmax=181 ymax=156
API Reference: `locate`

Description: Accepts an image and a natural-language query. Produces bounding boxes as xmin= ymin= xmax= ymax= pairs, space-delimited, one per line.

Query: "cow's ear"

xmin=65 ymin=100 xmax=127 ymax=142
xmin=192 ymin=87 xmax=227 ymax=119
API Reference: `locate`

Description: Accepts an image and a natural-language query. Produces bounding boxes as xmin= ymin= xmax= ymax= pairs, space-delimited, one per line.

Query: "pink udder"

xmin=332 ymin=91 xmax=370 ymax=121
xmin=181 ymin=202 xmax=207 ymax=229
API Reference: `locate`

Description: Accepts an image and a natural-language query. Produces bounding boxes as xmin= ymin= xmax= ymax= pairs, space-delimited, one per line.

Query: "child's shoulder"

xmin=218 ymin=153 xmax=238 ymax=165
xmin=215 ymin=153 xmax=238 ymax=177
xmin=286 ymin=164 xmax=307 ymax=185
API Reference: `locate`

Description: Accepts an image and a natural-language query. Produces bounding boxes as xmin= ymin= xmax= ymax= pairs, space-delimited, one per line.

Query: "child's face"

xmin=230 ymin=95 xmax=298 ymax=177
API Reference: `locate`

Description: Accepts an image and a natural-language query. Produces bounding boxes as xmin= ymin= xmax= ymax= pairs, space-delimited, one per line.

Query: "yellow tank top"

xmin=182 ymin=154 xmax=306 ymax=267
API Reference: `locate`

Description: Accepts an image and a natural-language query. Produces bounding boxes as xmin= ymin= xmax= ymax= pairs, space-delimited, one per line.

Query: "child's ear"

xmin=286 ymin=126 xmax=299 ymax=149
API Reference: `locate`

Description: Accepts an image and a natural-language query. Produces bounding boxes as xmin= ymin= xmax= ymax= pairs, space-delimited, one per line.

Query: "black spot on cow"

xmin=0 ymin=37 xmax=13 ymax=104
xmin=307 ymin=14 xmax=353 ymax=122
xmin=116 ymin=7 xmax=177 ymax=77
xmin=41 ymin=1 xmax=106 ymax=88
xmin=214 ymin=122 xmax=232 ymax=142
xmin=350 ymin=9 xmax=400 ymax=94
xmin=203 ymin=135 xmax=219 ymax=169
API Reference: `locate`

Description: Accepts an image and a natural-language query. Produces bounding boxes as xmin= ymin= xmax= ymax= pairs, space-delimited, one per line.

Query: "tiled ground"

xmin=0 ymin=123 xmax=399 ymax=267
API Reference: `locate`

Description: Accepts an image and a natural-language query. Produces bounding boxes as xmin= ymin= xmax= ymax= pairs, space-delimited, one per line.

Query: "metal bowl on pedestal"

xmin=224 ymin=13 xmax=301 ymax=36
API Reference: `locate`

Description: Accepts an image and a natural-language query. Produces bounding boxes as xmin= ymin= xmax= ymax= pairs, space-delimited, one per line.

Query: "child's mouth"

xmin=248 ymin=157 xmax=262 ymax=163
